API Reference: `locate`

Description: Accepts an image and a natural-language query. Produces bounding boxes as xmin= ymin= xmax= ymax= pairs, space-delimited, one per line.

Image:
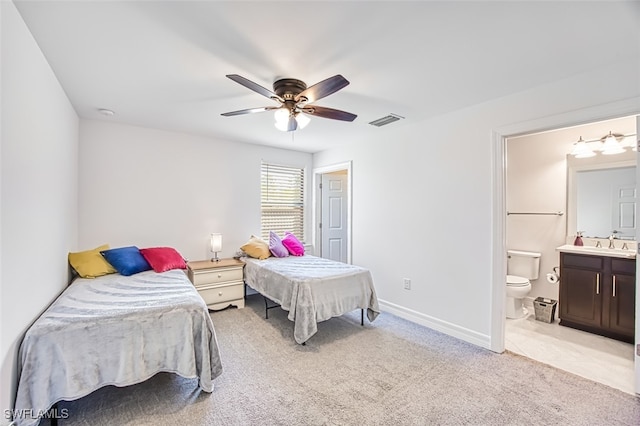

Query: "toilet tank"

xmin=507 ymin=250 xmax=541 ymax=280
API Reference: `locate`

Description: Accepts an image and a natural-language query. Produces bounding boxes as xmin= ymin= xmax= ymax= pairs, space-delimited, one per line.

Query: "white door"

xmin=612 ymin=183 xmax=636 ymax=240
xmin=321 ymin=172 xmax=348 ymax=262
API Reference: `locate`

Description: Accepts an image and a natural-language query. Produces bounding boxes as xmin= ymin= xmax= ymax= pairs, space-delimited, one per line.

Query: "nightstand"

xmin=187 ymin=258 xmax=245 ymax=310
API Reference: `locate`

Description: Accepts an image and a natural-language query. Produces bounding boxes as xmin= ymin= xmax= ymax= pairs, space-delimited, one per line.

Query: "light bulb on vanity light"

xmin=600 ymin=131 xmax=625 ymax=155
xmin=570 ymin=136 xmax=596 ymax=158
xmin=210 ymin=233 xmax=222 ymax=262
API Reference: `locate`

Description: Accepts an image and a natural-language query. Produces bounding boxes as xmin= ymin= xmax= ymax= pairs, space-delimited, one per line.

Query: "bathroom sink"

xmin=555 ymin=244 xmax=637 ymax=259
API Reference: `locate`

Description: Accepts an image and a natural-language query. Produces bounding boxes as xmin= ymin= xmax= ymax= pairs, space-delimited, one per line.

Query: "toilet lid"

xmin=506 ymin=275 xmax=530 ymax=287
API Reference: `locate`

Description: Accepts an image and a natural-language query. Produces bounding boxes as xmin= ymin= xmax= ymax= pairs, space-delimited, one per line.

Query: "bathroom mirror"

xmin=567 ymin=151 xmax=637 ymax=240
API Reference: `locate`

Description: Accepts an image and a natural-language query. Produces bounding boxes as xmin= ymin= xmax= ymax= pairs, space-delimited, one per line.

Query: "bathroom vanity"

xmin=556 ymin=246 xmax=635 ymax=343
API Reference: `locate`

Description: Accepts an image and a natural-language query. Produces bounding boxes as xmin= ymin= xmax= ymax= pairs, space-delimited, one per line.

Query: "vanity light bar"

xmin=570 ymin=132 xmax=637 ymax=158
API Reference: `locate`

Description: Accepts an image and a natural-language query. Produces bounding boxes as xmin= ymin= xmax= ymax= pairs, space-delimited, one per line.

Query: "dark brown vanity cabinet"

xmin=559 ymin=252 xmax=635 ymax=343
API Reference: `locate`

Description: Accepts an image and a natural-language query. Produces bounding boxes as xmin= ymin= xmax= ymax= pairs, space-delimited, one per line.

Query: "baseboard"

xmin=524 ymin=296 xmax=535 ymax=309
xmin=378 ymin=299 xmax=492 ymax=350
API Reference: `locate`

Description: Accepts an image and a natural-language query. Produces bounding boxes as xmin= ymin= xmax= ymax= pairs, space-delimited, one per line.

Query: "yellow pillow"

xmin=241 ymin=235 xmax=271 ymax=260
xmin=68 ymin=244 xmax=117 ymax=278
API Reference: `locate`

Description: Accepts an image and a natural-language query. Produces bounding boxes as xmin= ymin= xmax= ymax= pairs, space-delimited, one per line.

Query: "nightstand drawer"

xmin=197 ymin=282 xmax=244 ymax=306
xmin=189 ymin=266 xmax=243 ymax=286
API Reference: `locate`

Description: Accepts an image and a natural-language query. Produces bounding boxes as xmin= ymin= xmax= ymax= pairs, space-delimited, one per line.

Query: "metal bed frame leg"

xmin=262 ymin=296 xmax=365 ymax=343
xmin=263 ymin=295 xmax=281 ymax=320
xmin=263 ymin=295 xmax=269 ymax=319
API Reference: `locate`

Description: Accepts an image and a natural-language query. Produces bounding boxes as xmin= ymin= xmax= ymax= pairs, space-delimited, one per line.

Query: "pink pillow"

xmin=269 ymin=231 xmax=289 ymax=258
xmin=281 ymin=232 xmax=305 ymax=256
xmin=139 ymin=247 xmax=187 ymax=273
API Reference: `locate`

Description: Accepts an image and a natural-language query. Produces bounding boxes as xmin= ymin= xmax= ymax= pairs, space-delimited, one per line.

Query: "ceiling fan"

xmin=221 ymin=74 xmax=357 ymax=131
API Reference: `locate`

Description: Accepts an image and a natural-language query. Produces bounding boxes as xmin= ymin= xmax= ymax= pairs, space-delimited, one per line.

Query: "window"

xmin=261 ymin=162 xmax=304 ymax=241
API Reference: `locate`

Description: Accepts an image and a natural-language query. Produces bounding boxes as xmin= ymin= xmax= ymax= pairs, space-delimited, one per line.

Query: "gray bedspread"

xmin=14 ymin=269 xmax=222 ymax=426
xmin=243 ymin=255 xmax=380 ymax=344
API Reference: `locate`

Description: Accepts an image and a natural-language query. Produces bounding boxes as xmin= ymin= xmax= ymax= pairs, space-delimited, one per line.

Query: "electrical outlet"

xmin=403 ymin=278 xmax=411 ymax=290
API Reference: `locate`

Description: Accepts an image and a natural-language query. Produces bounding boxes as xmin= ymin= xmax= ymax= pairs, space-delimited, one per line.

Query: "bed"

xmin=14 ymin=269 xmax=222 ymax=426
xmin=243 ymin=255 xmax=380 ymax=344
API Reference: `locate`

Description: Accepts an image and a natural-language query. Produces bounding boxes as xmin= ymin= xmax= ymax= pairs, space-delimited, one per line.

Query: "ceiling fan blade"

xmin=296 ymin=75 xmax=349 ymax=103
xmin=302 ymin=105 xmax=357 ymax=122
xmin=221 ymin=106 xmax=279 ymax=117
xmin=226 ymin=74 xmax=283 ymax=102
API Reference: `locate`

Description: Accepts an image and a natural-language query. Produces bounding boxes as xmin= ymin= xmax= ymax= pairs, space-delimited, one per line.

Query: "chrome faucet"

xmin=595 ymin=240 xmax=602 ymax=248
xmin=608 ymin=234 xmax=616 ymax=249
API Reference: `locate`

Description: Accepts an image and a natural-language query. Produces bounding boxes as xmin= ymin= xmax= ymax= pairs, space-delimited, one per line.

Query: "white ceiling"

xmin=14 ymin=1 xmax=640 ymax=153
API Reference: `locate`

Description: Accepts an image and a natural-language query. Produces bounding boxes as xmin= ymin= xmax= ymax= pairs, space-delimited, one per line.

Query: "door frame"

xmin=312 ymin=161 xmax=352 ymax=264
xmin=491 ymin=97 xmax=640 ymax=393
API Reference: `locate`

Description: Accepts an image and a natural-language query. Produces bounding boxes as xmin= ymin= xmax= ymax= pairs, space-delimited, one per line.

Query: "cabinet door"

xmin=559 ymin=267 xmax=602 ymax=328
xmin=606 ymin=273 xmax=636 ymax=338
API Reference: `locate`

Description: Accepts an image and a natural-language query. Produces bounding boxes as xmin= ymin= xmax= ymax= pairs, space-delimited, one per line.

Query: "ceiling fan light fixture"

xmin=274 ymin=107 xmax=290 ymax=124
xmin=296 ymin=112 xmax=310 ymax=129
xmin=274 ymin=120 xmax=290 ymax=132
xmin=274 ymin=108 xmax=310 ymax=132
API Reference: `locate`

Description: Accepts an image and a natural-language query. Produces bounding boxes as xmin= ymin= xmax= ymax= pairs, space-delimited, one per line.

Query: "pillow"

xmin=100 ymin=246 xmax=152 ymax=276
xmin=282 ymin=232 xmax=305 ymax=256
xmin=241 ymin=235 xmax=271 ymax=260
xmin=139 ymin=247 xmax=187 ymax=273
xmin=269 ymin=231 xmax=289 ymax=258
xmin=68 ymin=244 xmax=117 ymax=278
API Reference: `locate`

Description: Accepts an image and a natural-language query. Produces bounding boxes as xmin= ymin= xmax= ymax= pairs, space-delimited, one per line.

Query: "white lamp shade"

xmin=570 ymin=137 xmax=596 ymax=158
xmin=274 ymin=108 xmax=289 ymax=124
xmin=296 ymin=113 xmax=310 ymax=129
xmin=210 ymin=233 xmax=222 ymax=252
xmin=274 ymin=120 xmax=289 ymax=131
xmin=601 ymin=133 xmax=624 ymax=155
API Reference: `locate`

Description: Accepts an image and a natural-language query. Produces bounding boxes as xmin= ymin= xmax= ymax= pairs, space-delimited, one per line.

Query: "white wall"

xmin=1 ymin=1 xmax=79 ymax=419
xmin=313 ymin=59 xmax=640 ymax=348
xmin=78 ymin=120 xmax=313 ymax=262
xmin=507 ymin=117 xmax=637 ymax=303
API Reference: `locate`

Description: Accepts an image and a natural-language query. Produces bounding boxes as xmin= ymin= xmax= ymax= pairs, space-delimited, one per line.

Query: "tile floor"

xmin=505 ymin=307 xmax=636 ymax=395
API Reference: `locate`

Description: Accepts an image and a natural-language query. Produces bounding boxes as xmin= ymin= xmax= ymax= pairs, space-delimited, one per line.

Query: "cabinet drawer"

xmin=561 ymin=253 xmax=604 ymax=270
xmin=611 ymin=258 xmax=635 ymax=275
xmin=197 ymin=282 xmax=244 ymax=306
xmin=189 ymin=266 xmax=243 ymax=286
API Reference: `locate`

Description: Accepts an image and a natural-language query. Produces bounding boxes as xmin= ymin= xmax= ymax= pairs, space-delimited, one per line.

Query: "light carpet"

xmin=55 ymin=294 xmax=640 ymax=425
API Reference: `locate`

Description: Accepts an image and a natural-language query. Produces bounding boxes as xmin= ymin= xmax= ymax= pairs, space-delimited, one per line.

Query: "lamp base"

xmin=211 ymin=252 xmax=220 ymax=262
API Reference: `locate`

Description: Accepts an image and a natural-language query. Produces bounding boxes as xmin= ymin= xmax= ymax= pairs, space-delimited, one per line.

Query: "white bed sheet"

xmin=243 ymin=255 xmax=380 ymax=343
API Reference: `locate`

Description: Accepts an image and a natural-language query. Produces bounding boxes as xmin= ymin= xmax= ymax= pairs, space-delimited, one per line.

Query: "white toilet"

xmin=506 ymin=250 xmax=541 ymax=319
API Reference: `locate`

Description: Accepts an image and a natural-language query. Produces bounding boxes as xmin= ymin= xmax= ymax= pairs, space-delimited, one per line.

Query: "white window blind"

xmin=261 ymin=162 xmax=304 ymax=242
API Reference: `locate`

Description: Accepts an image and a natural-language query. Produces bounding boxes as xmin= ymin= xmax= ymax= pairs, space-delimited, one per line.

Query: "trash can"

xmin=533 ymin=297 xmax=557 ymax=323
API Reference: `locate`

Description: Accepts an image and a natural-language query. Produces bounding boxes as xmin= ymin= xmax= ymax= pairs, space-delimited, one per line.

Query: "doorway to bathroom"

xmin=491 ymin=100 xmax=640 ymax=395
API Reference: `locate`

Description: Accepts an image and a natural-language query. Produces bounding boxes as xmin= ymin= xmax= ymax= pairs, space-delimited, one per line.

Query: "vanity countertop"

xmin=556 ymin=244 xmax=636 ymax=259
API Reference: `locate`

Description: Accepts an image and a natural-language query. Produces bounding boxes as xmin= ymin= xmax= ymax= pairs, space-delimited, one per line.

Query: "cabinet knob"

xmin=217 ymin=274 xmax=222 ymax=278
xmin=218 ymin=291 xmax=223 ymax=296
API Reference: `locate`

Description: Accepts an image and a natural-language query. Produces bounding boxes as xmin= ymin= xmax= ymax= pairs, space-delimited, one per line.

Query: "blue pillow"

xmin=100 ymin=246 xmax=151 ymax=276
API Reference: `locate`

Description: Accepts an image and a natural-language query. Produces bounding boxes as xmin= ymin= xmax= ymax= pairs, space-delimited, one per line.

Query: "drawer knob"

xmin=218 ymin=291 xmax=223 ymax=296
xmin=217 ymin=274 xmax=222 ymax=278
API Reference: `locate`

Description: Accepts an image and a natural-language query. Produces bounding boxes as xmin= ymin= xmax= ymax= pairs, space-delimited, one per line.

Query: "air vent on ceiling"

xmin=369 ymin=113 xmax=404 ymax=127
